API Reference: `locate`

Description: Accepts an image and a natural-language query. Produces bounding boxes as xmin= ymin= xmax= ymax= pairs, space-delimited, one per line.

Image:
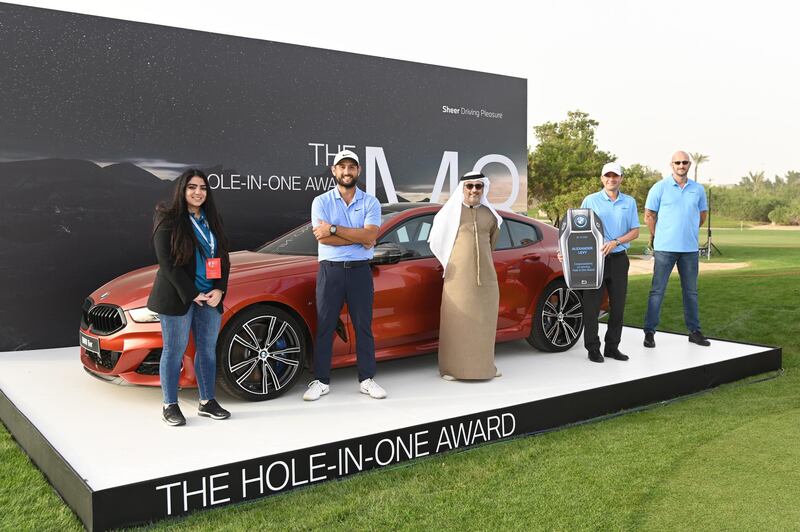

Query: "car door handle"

xmin=523 ymin=255 xmax=540 ymax=262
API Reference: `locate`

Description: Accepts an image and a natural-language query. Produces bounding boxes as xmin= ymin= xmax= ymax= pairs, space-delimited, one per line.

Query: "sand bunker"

xmin=628 ymin=257 xmax=749 ymax=276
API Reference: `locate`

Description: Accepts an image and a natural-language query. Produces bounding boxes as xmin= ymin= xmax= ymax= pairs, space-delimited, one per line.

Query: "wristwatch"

xmin=614 ymin=238 xmax=621 ymax=246
xmin=329 ymin=225 xmax=337 ymax=235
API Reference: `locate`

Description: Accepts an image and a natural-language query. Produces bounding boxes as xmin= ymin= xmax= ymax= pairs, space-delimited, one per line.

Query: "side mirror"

xmin=370 ymin=242 xmax=405 ymax=265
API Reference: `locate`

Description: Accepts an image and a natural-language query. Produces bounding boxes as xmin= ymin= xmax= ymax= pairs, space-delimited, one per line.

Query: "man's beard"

xmin=336 ymin=176 xmax=358 ymax=189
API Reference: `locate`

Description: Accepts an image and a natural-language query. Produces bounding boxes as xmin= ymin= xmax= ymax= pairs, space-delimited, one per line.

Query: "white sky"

xmin=12 ymin=0 xmax=800 ymax=185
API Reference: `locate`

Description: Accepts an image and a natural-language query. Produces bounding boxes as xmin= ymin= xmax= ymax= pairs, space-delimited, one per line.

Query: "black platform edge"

xmin=0 ymin=388 xmax=94 ymax=527
xmin=1 ymin=345 xmax=782 ymax=531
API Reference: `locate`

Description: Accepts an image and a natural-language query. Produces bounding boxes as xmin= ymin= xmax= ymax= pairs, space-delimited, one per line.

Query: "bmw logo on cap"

xmin=574 ymin=215 xmax=588 ymax=228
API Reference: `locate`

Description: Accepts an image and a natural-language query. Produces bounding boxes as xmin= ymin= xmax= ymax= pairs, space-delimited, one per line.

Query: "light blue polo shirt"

xmin=311 ymin=186 xmax=381 ymax=262
xmin=581 ymin=190 xmax=640 ymax=253
xmin=645 ymin=176 xmax=708 ymax=252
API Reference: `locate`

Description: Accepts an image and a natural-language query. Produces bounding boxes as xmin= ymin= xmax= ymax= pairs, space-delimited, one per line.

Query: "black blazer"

xmin=147 ymin=218 xmax=230 ymax=316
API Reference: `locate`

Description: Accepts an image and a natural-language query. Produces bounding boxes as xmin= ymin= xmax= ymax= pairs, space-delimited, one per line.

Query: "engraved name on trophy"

xmin=559 ymin=208 xmax=605 ymax=290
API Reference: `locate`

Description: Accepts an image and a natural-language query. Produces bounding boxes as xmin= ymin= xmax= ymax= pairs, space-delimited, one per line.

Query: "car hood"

xmin=88 ymin=251 xmax=317 ymax=310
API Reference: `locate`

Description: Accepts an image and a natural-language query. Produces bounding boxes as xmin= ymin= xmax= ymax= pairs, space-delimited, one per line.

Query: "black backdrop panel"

xmin=0 ymin=3 xmax=526 ymax=350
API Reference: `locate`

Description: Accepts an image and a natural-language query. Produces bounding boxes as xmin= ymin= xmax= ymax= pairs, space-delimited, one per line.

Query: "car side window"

xmin=379 ymin=214 xmax=435 ymax=259
xmin=507 ymin=220 xmax=542 ymax=247
xmin=495 ymin=221 xmax=513 ymax=250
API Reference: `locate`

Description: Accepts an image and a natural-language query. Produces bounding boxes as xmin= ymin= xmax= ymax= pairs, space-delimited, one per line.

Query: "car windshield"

xmin=257 ymin=212 xmax=402 ymax=256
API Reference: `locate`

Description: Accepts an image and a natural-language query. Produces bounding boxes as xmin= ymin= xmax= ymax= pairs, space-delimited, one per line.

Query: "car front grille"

xmin=85 ymin=303 xmax=126 ymax=335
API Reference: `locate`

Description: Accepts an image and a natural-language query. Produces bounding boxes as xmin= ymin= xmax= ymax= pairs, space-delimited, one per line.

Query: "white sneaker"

xmin=303 ymin=380 xmax=329 ymax=401
xmin=359 ymin=378 xmax=387 ymax=399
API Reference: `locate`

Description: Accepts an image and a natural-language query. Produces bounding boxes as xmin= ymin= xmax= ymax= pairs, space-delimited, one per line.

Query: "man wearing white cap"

xmin=429 ymin=171 xmax=504 ymax=380
xmin=304 ymin=149 xmax=387 ymax=401
xmin=578 ymin=162 xmax=640 ymax=363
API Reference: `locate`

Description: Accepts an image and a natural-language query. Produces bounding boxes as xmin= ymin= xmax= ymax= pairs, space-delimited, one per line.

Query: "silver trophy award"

xmin=559 ymin=208 xmax=605 ymax=290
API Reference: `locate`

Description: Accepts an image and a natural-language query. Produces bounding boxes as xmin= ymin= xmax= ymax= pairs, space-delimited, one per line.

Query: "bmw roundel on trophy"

xmin=558 ymin=208 xmax=606 ymax=290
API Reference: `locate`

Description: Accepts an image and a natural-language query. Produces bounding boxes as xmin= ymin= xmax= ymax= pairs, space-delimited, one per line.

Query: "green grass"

xmin=699 ymin=215 xmax=757 ymax=229
xmin=1 ymin=229 xmax=798 ymax=531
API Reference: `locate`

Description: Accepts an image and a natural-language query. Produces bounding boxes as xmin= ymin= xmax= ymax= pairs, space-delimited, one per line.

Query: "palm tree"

xmin=690 ymin=152 xmax=709 ymax=182
xmin=748 ymin=170 xmax=766 ymax=194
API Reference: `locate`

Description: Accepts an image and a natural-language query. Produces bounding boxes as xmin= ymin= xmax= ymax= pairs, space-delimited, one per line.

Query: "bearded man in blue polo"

xmin=303 ymin=149 xmax=387 ymax=401
xmin=642 ymin=150 xmax=711 ymax=348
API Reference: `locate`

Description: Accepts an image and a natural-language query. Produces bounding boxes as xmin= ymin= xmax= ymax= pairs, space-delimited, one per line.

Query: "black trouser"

xmin=582 ymin=252 xmax=629 ymax=353
xmin=314 ymin=260 xmax=376 ymax=384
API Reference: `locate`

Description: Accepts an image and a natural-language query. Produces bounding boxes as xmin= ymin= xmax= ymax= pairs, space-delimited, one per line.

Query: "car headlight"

xmin=129 ymin=307 xmax=160 ymax=323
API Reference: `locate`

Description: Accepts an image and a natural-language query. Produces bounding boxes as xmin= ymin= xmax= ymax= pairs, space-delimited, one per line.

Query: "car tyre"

xmin=526 ymin=279 xmax=583 ymax=352
xmin=216 ymin=305 xmax=307 ymax=401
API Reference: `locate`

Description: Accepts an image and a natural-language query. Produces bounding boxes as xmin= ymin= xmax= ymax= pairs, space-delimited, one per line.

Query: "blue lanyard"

xmin=189 ymin=215 xmax=215 ymax=257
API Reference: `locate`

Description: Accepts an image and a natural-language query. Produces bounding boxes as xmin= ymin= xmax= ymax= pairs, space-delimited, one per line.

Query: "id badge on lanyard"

xmin=190 ymin=215 xmax=221 ymax=279
xmin=205 ymin=258 xmax=222 ymax=279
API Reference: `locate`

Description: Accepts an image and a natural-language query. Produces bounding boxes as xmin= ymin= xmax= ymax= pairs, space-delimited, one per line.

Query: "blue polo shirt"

xmin=311 ymin=186 xmax=381 ymax=262
xmin=645 ymin=176 xmax=708 ymax=252
xmin=581 ymin=190 xmax=640 ymax=253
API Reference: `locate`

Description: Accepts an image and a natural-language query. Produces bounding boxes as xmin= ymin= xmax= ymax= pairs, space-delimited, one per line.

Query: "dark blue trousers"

xmin=314 ymin=261 xmax=376 ymax=384
xmin=582 ymin=252 xmax=629 ymax=352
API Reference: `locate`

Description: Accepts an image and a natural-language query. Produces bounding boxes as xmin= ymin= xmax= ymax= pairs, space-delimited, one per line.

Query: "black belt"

xmin=607 ymin=251 xmax=628 ymax=258
xmin=321 ymin=260 xmax=370 ymax=268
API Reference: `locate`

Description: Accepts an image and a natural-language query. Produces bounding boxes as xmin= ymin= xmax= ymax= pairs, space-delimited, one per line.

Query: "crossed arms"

xmin=312 ymin=219 xmax=379 ymax=248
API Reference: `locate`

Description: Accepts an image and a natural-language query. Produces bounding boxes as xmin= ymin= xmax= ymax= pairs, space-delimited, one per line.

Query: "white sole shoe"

xmin=303 ymin=380 xmax=330 ymax=401
xmin=359 ymin=378 xmax=387 ymax=399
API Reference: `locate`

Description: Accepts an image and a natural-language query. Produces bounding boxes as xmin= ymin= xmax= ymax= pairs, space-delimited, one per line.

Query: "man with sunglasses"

xmin=642 ymin=151 xmax=710 ymax=348
xmin=429 ymin=171 xmax=504 ymax=381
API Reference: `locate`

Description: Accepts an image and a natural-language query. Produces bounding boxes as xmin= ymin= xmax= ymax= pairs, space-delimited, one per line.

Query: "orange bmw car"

xmin=80 ymin=203 xmax=587 ymax=401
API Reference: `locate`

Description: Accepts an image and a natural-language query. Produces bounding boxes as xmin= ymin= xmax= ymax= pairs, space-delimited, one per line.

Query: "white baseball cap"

xmin=333 ymin=149 xmax=360 ymax=166
xmin=601 ymin=162 xmax=623 ymax=176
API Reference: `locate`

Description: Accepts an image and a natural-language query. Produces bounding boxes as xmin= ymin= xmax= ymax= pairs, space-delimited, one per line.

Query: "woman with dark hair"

xmin=147 ymin=169 xmax=232 ymax=426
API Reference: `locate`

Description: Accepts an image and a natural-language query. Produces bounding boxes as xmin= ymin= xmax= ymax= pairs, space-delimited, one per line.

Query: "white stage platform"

xmin=0 ymin=326 xmax=781 ymax=531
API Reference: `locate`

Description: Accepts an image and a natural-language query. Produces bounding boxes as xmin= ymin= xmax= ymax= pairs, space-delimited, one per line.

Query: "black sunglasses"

xmin=464 ymin=183 xmax=484 ymax=190
xmin=672 ymin=160 xmax=690 ymax=165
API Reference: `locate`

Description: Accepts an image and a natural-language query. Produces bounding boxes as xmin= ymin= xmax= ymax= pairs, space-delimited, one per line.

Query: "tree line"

xmin=527 ymin=111 xmax=800 ymax=225
xmin=714 ymin=171 xmax=800 ymax=225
